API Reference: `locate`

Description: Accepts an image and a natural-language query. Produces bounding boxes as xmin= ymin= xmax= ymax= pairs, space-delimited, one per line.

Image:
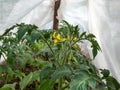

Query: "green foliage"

xmin=38 ymin=79 xmax=55 ymax=90
xmin=20 ymin=70 xmax=40 ymax=90
xmin=0 ymin=83 xmax=16 ymax=90
xmin=70 ymin=71 xmax=97 ymax=90
xmin=100 ymin=69 xmax=120 ymax=90
xmin=100 ymin=69 xmax=110 ymax=78
xmin=0 ymin=21 xmax=119 ymax=90
xmin=51 ymin=65 xmax=73 ymax=80
xmin=106 ymin=76 xmax=120 ymax=90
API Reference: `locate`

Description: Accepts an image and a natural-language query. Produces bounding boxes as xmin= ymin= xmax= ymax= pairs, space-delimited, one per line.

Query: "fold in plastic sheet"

xmin=58 ymin=0 xmax=88 ymax=32
xmin=0 ymin=0 xmax=54 ymax=35
xmin=89 ymin=0 xmax=120 ymax=82
xmin=0 ymin=0 xmax=19 ymax=24
xmin=0 ymin=0 xmax=88 ymax=35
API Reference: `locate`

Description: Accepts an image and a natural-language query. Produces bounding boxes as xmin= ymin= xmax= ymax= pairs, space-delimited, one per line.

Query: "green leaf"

xmin=86 ymin=33 xmax=96 ymax=39
xmin=106 ymin=76 xmax=120 ymax=90
xmin=40 ymin=63 xmax=54 ymax=79
xmin=15 ymin=70 xmax=25 ymax=80
xmin=33 ymin=42 xmax=44 ymax=51
xmin=27 ymin=24 xmax=38 ymax=35
xmin=36 ymin=60 xmax=47 ymax=68
xmin=17 ymin=57 xmax=26 ymax=69
xmin=39 ymin=79 xmax=56 ymax=90
xmin=0 ymin=83 xmax=16 ymax=90
xmin=20 ymin=73 xmax=32 ymax=90
xmin=17 ymin=24 xmax=28 ymax=41
xmin=91 ymin=40 xmax=101 ymax=58
xmin=1 ymin=25 xmax=17 ymax=36
xmin=51 ymin=65 xmax=73 ymax=80
xmin=30 ymin=30 xmax=41 ymax=42
xmin=24 ymin=52 xmax=34 ymax=64
xmin=87 ymin=77 xmax=96 ymax=89
xmin=20 ymin=70 xmax=40 ymax=90
xmin=74 ymin=25 xmax=79 ymax=37
xmin=43 ymin=31 xmax=51 ymax=40
xmin=92 ymin=47 xmax=97 ymax=59
xmin=70 ymin=71 xmax=97 ymax=90
xmin=3 ymin=65 xmax=14 ymax=75
xmin=100 ymin=69 xmax=110 ymax=78
xmin=80 ymin=32 xmax=86 ymax=38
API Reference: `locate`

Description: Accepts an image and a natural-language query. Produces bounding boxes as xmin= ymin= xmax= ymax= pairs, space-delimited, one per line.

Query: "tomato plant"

xmin=0 ymin=21 xmax=120 ymax=90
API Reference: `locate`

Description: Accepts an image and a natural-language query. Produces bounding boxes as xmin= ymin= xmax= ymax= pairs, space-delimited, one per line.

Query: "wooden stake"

xmin=53 ymin=0 xmax=61 ymax=30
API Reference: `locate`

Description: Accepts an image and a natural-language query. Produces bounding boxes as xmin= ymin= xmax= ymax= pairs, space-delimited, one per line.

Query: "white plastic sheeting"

xmin=89 ymin=0 xmax=120 ymax=82
xmin=58 ymin=0 xmax=88 ymax=32
xmin=0 ymin=0 xmax=18 ymax=24
xmin=0 ymin=0 xmax=88 ymax=34
xmin=0 ymin=0 xmax=120 ymax=81
xmin=0 ymin=0 xmax=54 ymax=35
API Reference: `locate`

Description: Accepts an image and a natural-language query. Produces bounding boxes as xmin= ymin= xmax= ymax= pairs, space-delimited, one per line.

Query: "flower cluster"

xmin=52 ymin=32 xmax=77 ymax=45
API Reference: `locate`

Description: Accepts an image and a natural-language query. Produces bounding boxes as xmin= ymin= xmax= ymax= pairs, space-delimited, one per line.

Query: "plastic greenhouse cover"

xmin=0 ymin=0 xmax=88 ymax=34
xmin=89 ymin=0 xmax=120 ymax=82
xmin=0 ymin=0 xmax=120 ymax=82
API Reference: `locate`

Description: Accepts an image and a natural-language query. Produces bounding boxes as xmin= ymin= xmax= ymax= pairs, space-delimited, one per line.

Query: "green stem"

xmin=46 ymin=40 xmax=55 ymax=56
xmin=44 ymin=39 xmax=60 ymax=66
xmin=38 ymin=31 xmax=55 ymax=57
xmin=71 ymin=38 xmax=86 ymax=46
xmin=62 ymin=43 xmax=65 ymax=65
xmin=62 ymin=83 xmax=69 ymax=90
xmin=64 ymin=41 xmax=72 ymax=64
xmin=38 ymin=31 xmax=61 ymax=66
xmin=58 ymin=78 xmax=62 ymax=90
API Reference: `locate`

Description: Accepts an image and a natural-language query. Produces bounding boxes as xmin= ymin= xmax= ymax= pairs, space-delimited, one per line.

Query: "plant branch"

xmin=58 ymin=78 xmax=63 ymax=90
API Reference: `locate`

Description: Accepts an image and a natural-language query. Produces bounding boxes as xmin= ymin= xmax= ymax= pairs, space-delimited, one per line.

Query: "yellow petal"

xmin=56 ymin=34 xmax=61 ymax=40
xmin=54 ymin=39 xmax=58 ymax=45
xmin=52 ymin=32 xmax=56 ymax=39
xmin=73 ymin=37 xmax=77 ymax=42
xmin=60 ymin=38 xmax=66 ymax=42
xmin=67 ymin=35 xmax=70 ymax=40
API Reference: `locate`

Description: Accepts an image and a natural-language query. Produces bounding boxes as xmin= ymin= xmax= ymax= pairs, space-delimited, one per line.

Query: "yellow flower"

xmin=67 ymin=35 xmax=70 ymax=40
xmin=56 ymin=34 xmax=61 ymax=40
xmin=52 ymin=32 xmax=69 ymax=44
xmin=54 ymin=39 xmax=58 ymax=45
xmin=60 ymin=38 xmax=66 ymax=42
xmin=73 ymin=37 xmax=77 ymax=42
xmin=52 ymin=32 xmax=56 ymax=39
